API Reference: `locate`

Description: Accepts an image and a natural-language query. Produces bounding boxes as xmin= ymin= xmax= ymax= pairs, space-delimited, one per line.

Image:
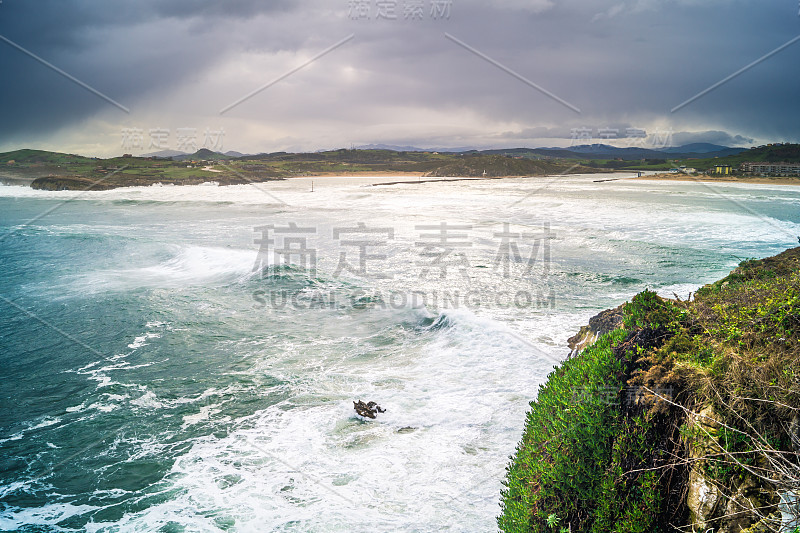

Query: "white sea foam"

xmin=127 ymin=331 xmax=162 ymax=350
xmin=28 ymin=416 xmax=62 ymax=431
xmin=0 ymin=502 xmax=99 ymax=532
xmin=3 ymin=175 xmax=800 ymax=532
xmin=0 ymin=480 xmax=34 ymax=500
xmin=0 ymin=432 xmax=24 ymax=444
xmin=130 ymin=390 xmax=163 ymax=409
xmin=0 ymin=417 xmax=65 ymax=444
xmin=97 ymin=306 xmax=555 ymax=531
xmin=72 ymin=246 xmax=258 ymax=293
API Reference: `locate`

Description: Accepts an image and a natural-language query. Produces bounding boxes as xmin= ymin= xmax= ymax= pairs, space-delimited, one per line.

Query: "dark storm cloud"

xmin=0 ymin=0 xmax=294 ymax=48
xmin=0 ymin=0 xmax=298 ymax=138
xmin=1 ymin=0 xmax=799 ymax=153
xmin=328 ymin=0 xmax=800 ymax=145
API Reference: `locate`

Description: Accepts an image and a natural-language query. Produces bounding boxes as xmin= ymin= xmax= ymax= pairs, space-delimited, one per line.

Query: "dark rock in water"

xmin=567 ymin=305 xmax=624 ymax=357
xmin=31 ymin=176 xmax=116 ymax=191
xmin=353 ymin=400 xmax=385 ymax=419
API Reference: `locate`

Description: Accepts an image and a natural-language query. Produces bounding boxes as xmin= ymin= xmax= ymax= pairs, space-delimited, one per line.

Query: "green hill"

xmin=0 ymin=149 xmax=94 ymax=164
xmin=570 ymin=143 xmax=800 ymax=173
xmin=737 ymin=143 xmax=800 ymax=162
xmin=173 ymin=148 xmax=234 ymax=161
xmin=424 ymin=154 xmax=597 ymax=177
xmin=650 ymin=143 xmax=800 ymax=172
xmin=1 ymin=147 xmax=609 ymax=189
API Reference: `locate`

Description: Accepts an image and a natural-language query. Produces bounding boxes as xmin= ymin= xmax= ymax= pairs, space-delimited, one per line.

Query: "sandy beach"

xmin=287 ymin=171 xmax=610 ymax=187
xmin=629 ymin=172 xmax=800 ymax=186
xmin=285 ymin=173 xmax=543 ymax=188
xmin=307 ymin=171 xmax=424 ymax=177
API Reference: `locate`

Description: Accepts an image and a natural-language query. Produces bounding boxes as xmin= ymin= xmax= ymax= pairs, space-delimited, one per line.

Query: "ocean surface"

xmin=1 ymin=174 xmax=798 ymax=532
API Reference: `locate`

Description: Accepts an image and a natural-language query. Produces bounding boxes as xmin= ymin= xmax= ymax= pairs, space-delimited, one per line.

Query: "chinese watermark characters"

xmin=568 ymin=127 xmax=672 ymax=149
xmin=121 ymin=127 xmax=225 ymax=153
xmin=250 ymin=221 xmax=557 ymax=310
xmin=348 ymin=0 xmax=452 ymax=21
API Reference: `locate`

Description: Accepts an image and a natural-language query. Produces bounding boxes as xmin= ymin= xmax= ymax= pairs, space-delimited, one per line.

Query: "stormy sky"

xmin=0 ymin=0 xmax=798 ymax=157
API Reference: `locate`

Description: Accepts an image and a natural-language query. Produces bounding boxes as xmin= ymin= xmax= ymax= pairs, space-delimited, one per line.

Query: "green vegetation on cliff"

xmin=500 ymin=248 xmax=800 ymax=533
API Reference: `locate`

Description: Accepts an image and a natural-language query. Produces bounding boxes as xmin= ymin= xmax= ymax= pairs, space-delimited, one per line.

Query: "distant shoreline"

xmin=296 ymin=173 xmax=570 ymax=187
xmin=7 ymin=170 xmax=800 ymax=190
xmin=627 ymin=172 xmax=800 ymax=186
xmin=11 ymin=170 xmax=608 ymax=191
xmin=300 ymin=171 xmax=423 ymax=178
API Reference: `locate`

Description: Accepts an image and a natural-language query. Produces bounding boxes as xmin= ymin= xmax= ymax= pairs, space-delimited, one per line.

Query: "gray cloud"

xmin=0 ymin=0 xmax=798 ymax=155
xmin=671 ymin=130 xmax=754 ymax=147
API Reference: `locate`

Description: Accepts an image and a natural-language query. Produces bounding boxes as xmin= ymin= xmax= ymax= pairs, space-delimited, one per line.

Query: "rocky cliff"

xmin=499 ymin=248 xmax=800 ymax=533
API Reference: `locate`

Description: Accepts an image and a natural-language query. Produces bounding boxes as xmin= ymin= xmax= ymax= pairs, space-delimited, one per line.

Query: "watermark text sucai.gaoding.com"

xmin=252 ymin=287 xmax=556 ymax=310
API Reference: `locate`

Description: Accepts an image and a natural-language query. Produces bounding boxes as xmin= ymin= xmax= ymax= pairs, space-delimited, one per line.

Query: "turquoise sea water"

xmin=0 ymin=175 xmax=798 ymax=532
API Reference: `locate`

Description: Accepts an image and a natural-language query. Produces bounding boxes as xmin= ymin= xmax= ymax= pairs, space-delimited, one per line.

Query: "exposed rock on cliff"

xmin=567 ymin=305 xmax=624 ymax=357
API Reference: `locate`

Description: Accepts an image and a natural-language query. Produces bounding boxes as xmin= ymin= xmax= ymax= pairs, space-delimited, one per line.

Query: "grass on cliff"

xmin=499 ymin=297 xmax=686 ymax=533
xmin=499 ymin=247 xmax=800 ymax=533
